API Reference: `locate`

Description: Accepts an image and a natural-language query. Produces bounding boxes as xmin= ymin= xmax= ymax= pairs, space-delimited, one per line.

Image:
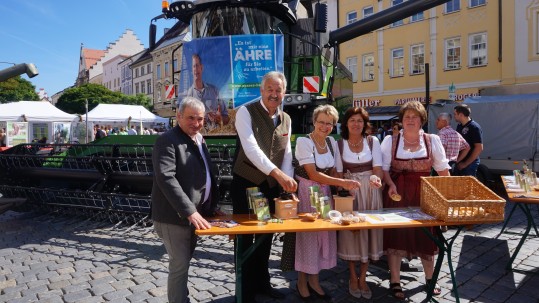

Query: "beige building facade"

xmin=338 ymin=0 xmax=539 ymax=109
xmin=150 ymin=37 xmax=183 ymax=118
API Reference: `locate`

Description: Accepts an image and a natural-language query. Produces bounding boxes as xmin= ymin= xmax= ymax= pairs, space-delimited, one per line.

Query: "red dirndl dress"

xmin=383 ymin=133 xmax=438 ymax=260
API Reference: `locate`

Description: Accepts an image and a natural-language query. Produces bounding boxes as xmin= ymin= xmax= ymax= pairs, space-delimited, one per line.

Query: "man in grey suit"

xmin=151 ymin=96 xmax=222 ymax=303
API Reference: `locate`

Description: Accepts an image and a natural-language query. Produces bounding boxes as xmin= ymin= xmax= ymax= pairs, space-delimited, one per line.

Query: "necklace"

xmin=347 ymin=139 xmax=362 ymax=147
xmin=402 ymin=136 xmax=419 ymax=145
xmin=347 ymin=139 xmax=364 ymax=161
xmin=311 ymin=133 xmax=327 ymax=150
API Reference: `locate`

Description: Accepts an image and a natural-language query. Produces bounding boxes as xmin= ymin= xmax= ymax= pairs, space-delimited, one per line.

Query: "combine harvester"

xmin=0 ymin=0 xmax=450 ymax=226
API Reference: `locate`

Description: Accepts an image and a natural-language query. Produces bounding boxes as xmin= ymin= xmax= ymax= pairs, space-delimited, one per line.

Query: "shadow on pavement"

xmin=455 ymin=235 xmax=512 ymax=302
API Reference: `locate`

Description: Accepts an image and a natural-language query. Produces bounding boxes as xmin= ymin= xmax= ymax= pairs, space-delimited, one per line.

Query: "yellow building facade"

xmin=338 ymin=0 xmax=539 ymax=109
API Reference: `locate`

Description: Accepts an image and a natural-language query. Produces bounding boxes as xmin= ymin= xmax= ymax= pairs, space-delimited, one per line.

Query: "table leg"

xmin=536 ymin=205 xmax=539 ymax=236
xmin=506 ymin=203 xmax=533 ymax=270
xmin=532 ymin=205 xmax=539 ymax=237
xmin=496 ymin=203 xmax=517 ymax=238
xmin=422 ymin=226 xmax=463 ymax=303
xmin=234 ymin=234 xmax=272 ymax=303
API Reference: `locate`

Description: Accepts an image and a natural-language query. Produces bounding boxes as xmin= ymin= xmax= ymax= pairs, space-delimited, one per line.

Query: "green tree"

xmin=0 ymin=76 xmax=39 ymax=103
xmin=56 ymin=83 xmax=152 ymax=114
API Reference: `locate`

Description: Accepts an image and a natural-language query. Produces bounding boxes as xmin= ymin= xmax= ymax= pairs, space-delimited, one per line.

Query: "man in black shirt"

xmin=454 ymin=104 xmax=483 ymax=176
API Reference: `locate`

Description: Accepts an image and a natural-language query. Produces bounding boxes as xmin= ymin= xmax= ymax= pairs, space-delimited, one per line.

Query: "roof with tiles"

xmin=83 ymin=48 xmax=106 ymax=69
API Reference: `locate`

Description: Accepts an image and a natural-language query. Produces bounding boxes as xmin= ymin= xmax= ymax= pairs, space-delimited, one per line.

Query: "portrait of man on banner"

xmin=177 ymin=34 xmax=284 ymax=135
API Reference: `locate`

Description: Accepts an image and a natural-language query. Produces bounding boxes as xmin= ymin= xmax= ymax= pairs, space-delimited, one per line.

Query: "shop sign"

xmin=353 ymin=99 xmax=381 ymax=107
xmin=394 ymin=96 xmax=431 ymax=105
xmin=454 ymin=93 xmax=478 ymax=101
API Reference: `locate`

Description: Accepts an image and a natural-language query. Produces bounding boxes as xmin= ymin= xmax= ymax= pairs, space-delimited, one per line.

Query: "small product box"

xmin=274 ymin=197 xmax=298 ymax=219
xmin=333 ymin=195 xmax=354 ymax=213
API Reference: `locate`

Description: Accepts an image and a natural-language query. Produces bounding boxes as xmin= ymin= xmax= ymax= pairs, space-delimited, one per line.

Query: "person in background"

xmin=143 ymin=127 xmax=151 ymax=135
xmin=381 ymin=101 xmax=450 ymax=300
xmin=381 ymin=123 xmax=391 ymax=140
xmin=454 ymin=104 xmax=483 ymax=176
xmin=375 ymin=125 xmax=384 ymax=141
xmin=231 ymin=71 xmax=297 ymax=302
xmin=128 ymin=125 xmax=138 ymax=135
xmin=0 ymin=128 xmax=6 ymax=147
xmin=118 ymin=127 xmax=128 ymax=135
xmin=436 ymin=112 xmax=470 ymax=173
xmin=294 ymin=104 xmax=360 ymax=302
xmin=151 ymin=97 xmax=222 ymax=303
xmin=335 ymin=107 xmax=383 ymax=300
xmin=95 ymin=124 xmax=107 ymax=139
xmin=392 ymin=122 xmax=402 ymax=135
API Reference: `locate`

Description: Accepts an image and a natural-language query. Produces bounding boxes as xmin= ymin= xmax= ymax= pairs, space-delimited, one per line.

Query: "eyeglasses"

xmin=315 ymin=120 xmax=334 ymax=127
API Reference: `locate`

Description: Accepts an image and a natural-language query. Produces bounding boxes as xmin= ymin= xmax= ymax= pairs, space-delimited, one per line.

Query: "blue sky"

xmin=0 ymin=0 xmax=177 ymax=96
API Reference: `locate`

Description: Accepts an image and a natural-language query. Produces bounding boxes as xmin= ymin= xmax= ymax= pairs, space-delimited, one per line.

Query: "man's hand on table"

xmin=188 ymin=211 xmax=212 ymax=230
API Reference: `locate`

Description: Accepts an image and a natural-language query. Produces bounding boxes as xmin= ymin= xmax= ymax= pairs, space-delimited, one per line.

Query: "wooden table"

xmin=196 ymin=208 xmax=488 ymax=303
xmin=500 ymin=176 xmax=539 ymax=270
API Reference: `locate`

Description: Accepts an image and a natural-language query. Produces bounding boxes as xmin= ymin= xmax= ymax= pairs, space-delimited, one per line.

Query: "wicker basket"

xmin=420 ymin=176 xmax=505 ymax=223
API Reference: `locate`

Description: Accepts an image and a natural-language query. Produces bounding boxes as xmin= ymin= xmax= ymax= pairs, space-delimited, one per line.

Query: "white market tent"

xmin=0 ymin=101 xmax=76 ymax=122
xmin=84 ymin=104 xmax=168 ymax=125
xmin=0 ymin=101 xmax=77 ymax=145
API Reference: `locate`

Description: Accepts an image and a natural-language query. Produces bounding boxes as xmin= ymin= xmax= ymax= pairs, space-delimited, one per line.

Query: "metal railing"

xmin=0 ymin=142 xmax=235 ymax=225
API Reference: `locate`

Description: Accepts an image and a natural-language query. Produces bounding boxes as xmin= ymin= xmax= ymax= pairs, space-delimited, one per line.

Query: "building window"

xmin=173 ymin=59 xmax=178 ymax=72
xmin=347 ymin=56 xmax=358 ymax=82
xmin=135 ymin=68 xmax=139 ymax=78
xmin=445 ymin=0 xmax=460 ymax=13
xmin=165 ymin=62 xmax=170 ymax=77
xmin=141 ymin=81 xmax=146 ymax=94
xmin=469 ymin=32 xmax=487 ymax=67
xmin=529 ymin=3 xmax=539 ymax=59
xmin=411 ymin=11 xmax=424 ymax=23
xmin=147 ymin=63 xmax=152 ymax=73
xmin=135 ymin=83 xmax=139 ymax=94
xmin=392 ymin=0 xmax=404 ymax=27
xmin=362 ymin=54 xmax=375 ymax=81
xmin=156 ymin=64 xmax=161 ymax=79
xmin=147 ymin=80 xmax=152 ymax=94
xmin=391 ymin=48 xmax=405 ymax=77
xmin=410 ymin=44 xmax=425 ymax=75
xmin=347 ymin=11 xmax=357 ymax=24
xmin=445 ymin=37 xmax=461 ymax=70
xmin=469 ymin=0 xmax=485 ymax=8
xmin=363 ymin=6 xmax=373 ymax=18
xmin=141 ymin=66 xmax=145 ymax=76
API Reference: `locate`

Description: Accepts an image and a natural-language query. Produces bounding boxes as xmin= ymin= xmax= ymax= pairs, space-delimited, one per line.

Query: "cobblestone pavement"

xmin=1 ymin=201 xmax=539 ymax=303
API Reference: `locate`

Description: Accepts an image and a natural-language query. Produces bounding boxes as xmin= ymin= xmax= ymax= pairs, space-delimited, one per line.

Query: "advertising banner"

xmin=178 ymin=34 xmax=284 ymax=135
xmin=6 ymin=122 xmax=29 ymax=147
xmin=70 ymin=122 xmax=93 ymax=144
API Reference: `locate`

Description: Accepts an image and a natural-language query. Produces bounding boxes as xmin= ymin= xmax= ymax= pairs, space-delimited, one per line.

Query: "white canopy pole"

xmin=85 ymin=99 xmax=89 ymax=143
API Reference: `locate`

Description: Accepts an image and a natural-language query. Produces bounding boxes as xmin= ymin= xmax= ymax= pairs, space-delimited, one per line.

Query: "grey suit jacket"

xmin=151 ymin=125 xmax=218 ymax=226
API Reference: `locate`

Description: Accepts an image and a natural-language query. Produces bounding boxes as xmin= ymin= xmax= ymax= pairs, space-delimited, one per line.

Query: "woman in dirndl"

xmin=335 ymin=107 xmax=383 ymax=300
xmin=381 ymin=101 xmax=450 ymax=300
xmin=294 ymin=104 xmax=360 ymax=301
